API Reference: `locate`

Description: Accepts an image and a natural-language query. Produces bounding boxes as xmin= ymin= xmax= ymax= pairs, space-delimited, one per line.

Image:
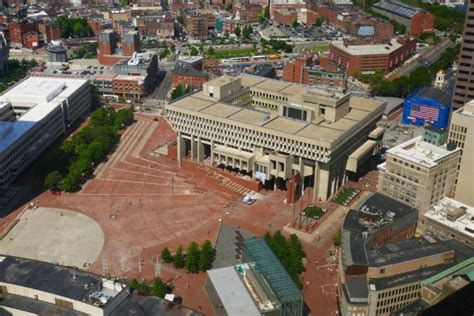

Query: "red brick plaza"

xmin=2 ymin=114 xmax=358 ymax=315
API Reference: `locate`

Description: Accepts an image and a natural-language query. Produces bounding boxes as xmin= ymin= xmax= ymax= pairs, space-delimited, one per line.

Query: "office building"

xmin=205 ymin=238 xmax=303 ymax=316
xmin=186 ymin=14 xmax=208 ymax=39
xmin=172 ymin=64 xmax=209 ymax=89
xmin=394 ymin=257 xmax=474 ymax=316
xmin=377 ymin=136 xmax=460 ymax=221
xmin=423 ymin=197 xmax=474 ymax=246
xmin=94 ymin=52 xmax=158 ymax=101
xmin=166 ymin=75 xmax=386 ymax=202
xmin=0 ymin=77 xmax=91 ymax=188
xmin=448 ymin=100 xmax=474 ymax=206
xmin=283 ymin=56 xmax=347 ymax=91
xmin=339 ymin=193 xmax=474 ymax=316
xmin=372 ymin=0 xmax=434 ymax=36
xmin=329 ymin=37 xmax=416 ymax=75
xmin=451 ymin=0 xmax=474 ymax=109
xmin=0 ymin=31 xmax=7 ymax=76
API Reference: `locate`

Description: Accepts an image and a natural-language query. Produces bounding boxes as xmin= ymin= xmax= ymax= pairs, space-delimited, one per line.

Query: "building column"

xmin=197 ymin=138 xmax=205 ymax=163
xmin=312 ymin=162 xmax=320 ymax=202
xmin=190 ymin=135 xmax=196 ymax=161
xmin=177 ymin=132 xmax=186 ymax=167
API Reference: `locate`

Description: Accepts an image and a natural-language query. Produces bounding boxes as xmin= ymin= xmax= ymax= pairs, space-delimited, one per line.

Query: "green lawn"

xmin=333 ymin=187 xmax=359 ymax=205
xmin=303 ymin=205 xmax=326 ymax=219
xmin=304 ymin=43 xmax=329 ymax=53
xmin=206 ymin=48 xmax=257 ymax=59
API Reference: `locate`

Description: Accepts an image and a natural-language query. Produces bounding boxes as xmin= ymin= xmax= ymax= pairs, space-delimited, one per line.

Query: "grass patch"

xmin=333 ymin=187 xmax=359 ymax=205
xmin=207 ymin=47 xmax=257 ymax=59
xmin=304 ymin=43 xmax=329 ymax=53
xmin=302 ymin=205 xmax=326 ymax=219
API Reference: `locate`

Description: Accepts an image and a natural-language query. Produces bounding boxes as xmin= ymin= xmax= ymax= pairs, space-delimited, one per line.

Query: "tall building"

xmin=0 ymin=31 xmax=8 ymax=76
xmin=377 ymin=136 xmax=460 ymax=224
xmin=447 ymin=100 xmax=474 ymax=206
xmin=166 ymin=75 xmax=386 ymax=202
xmin=451 ymin=2 xmax=474 ymax=110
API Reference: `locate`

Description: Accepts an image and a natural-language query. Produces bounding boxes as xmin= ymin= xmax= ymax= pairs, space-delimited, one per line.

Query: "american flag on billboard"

xmin=409 ymin=105 xmax=439 ymax=121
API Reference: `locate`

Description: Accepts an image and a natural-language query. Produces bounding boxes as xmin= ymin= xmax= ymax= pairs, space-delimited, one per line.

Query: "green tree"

xmin=234 ymin=26 xmax=241 ymax=38
xmin=185 ymin=241 xmax=200 ymax=273
xmin=161 ymin=247 xmax=173 ymax=263
xmin=207 ymin=46 xmax=215 ymax=55
xmin=172 ymin=246 xmax=185 ymax=269
xmin=152 ymin=277 xmax=166 ymax=297
xmin=171 ymin=85 xmax=185 ymax=100
xmin=190 ymin=46 xmax=199 ymax=56
xmin=332 ymin=229 xmax=342 ymax=247
xmin=292 ymin=19 xmax=299 ymax=28
xmin=242 ymin=25 xmax=253 ymax=40
xmin=199 ymin=240 xmax=214 ymax=271
xmin=44 ymin=171 xmax=62 ymax=190
xmin=226 ymin=3 xmax=233 ymax=11
xmin=130 ymin=278 xmax=138 ymax=289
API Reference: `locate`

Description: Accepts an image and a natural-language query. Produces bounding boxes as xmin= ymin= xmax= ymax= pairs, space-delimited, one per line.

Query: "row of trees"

xmin=70 ymin=43 xmax=98 ymax=59
xmin=161 ymin=240 xmax=215 ymax=273
xmin=0 ymin=59 xmax=38 ymax=93
xmin=56 ymin=16 xmax=93 ymax=38
xmin=234 ymin=25 xmax=254 ymax=40
xmin=44 ymin=108 xmax=134 ymax=192
xmin=357 ymin=44 xmax=460 ymax=97
xmin=170 ymin=85 xmax=192 ymax=100
xmin=130 ymin=277 xmax=171 ymax=298
xmin=264 ymin=231 xmax=306 ymax=288
xmin=260 ymin=38 xmax=294 ymax=54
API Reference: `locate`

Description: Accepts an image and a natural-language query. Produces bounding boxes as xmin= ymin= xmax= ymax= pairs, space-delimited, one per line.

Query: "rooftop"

xmin=0 ymin=76 xmax=88 ymax=153
xmin=207 ymin=266 xmax=261 ymax=316
xmin=415 ymin=87 xmax=451 ymax=107
xmin=0 ymin=255 xmax=126 ymax=307
xmin=168 ymin=75 xmax=384 ymax=146
xmin=386 ymin=135 xmax=459 ymax=168
xmin=331 ymin=38 xmax=403 ymax=55
xmin=424 ymin=197 xmax=474 ymax=239
xmin=373 ymin=0 xmax=424 ymax=18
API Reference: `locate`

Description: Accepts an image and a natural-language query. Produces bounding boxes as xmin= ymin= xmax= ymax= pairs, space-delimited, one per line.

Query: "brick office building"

xmin=283 ymin=56 xmax=347 ymax=91
xmin=329 ymin=37 xmax=416 ymax=75
xmin=37 ymin=22 xmax=61 ymax=44
xmin=172 ymin=65 xmax=209 ymax=89
xmin=97 ymin=30 xmax=140 ymax=66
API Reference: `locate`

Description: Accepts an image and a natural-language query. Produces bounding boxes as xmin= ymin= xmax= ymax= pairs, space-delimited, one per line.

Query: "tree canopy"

xmin=264 ymin=231 xmax=306 ymax=288
xmin=56 ymin=16 xmax=93 ymax=38
xmin=43 ymin=107 xmax=134 ymax=192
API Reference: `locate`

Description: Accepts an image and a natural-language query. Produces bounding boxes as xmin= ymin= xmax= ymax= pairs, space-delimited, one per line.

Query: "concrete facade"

xmin=166 ymin=75 xmax=385 ymax=201
xmin=448 ymin=100 xmax=474 ymax=206
xmin=377 ymin=136 xmax=460 ymax=226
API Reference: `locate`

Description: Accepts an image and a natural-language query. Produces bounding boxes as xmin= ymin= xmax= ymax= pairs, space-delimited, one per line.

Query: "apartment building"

xmin=447 ymin=100 xmax=474 ymax=206
xmin=166 ymin=75 xmax=386 ymax=201
xmin=339 ymin=193 xmax=474 ymax=316
xmin=185 ymin=14 xmax=208 ymax=39
xmin=423 ymin=197 xmax=474 ymax=246
xmin=377 ymin=136 xmax=460 ymax=224
xmin=0 ymin=77 xmax=90 ymax=188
